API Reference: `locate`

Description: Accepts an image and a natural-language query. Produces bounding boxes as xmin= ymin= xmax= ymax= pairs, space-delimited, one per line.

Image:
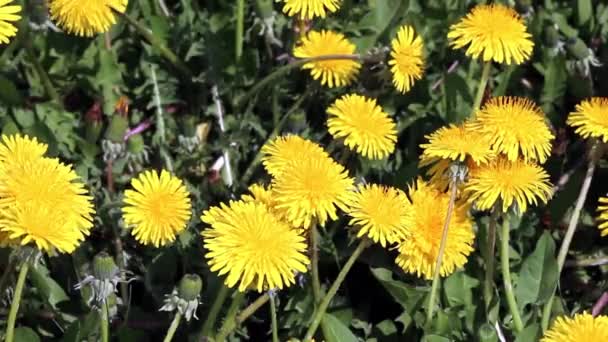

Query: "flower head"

xmin=261 ymin=135 xmax=328 ymax=177
xmin=597 ymin=197 xmax=608 ymax=237
xmin=0 ymin=134 xmax=47 ymax=171
xmin=447 ymin=4 xmax=534 ymax=64
xmin=388 ymin=25 xmax=425 ymax=93
xmin=48 ymin=0 xmax=128 ymax=37
xmin=327 ymin=94 xmax=397 ymax=159
xmin=0 ymin=157 xmax=94 ymax=254
xmin=281 ymin=0 xmax=340 ymax=20
xmin=464 ymin=157 xmax=552 ymax=213
xmin=468 ymin=97 xmax=554 ymax=163
xmin=272 ymin=154 xmax=355 ymax=228
xmin=420 ymin=124 xmax=494 ymax=165
xmin=541 ymin=313 xmax=608 ymax=342
xmin=0 ymin=0 xmax=21 ymax=44
xmin=202 ymin=201 xmax=309 ymax=292
xmin=395 ymin=180 xmax=474 ymax=279
xmin=122 ymin=170 xmax=192 ymax=247
xmin=567 ymin=98 xmax=608 ymax=142
xmin=293 ymin=30 xmax=361 ymax=88
xmin=348 ymin=184 xmax=410 ymax=247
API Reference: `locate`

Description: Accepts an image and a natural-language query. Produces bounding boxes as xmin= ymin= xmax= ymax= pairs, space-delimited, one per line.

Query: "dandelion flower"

xmin=395 ymin=179 xmax=474 ymax=279
xmin=597 ymin=197 xmax=608 ymax=237
xmin=567 ymin=98 xmax=608 ymax=142
xmin=123 ymin=170 xmax=192 ymax=247
xmin=0 ymin=157 xmax=94 ymax=254
xmin=447 ymin=4 xmax=534 ymax=64
xmin=0 ymin=134 xmax=47 ymax=169
xmin=541 ymin=313 xmax=608 ymax=342
xmin=388 ymin=25 xmax=425 ymax=93
xmin=348 ymin=184 xmax=410 ymax=247
xmin=464 ymin=157 xmax=552 ymax=213
xmin=48 ymin=0 xmax=128 ymax=37
xmin=327 ymin=94 xmax=397 ymax=159
xmin=202 ymin=201 xmax=309 ymax=292
xmin=420 ymin=124 xmax=494 ymax=165
xmin=293 ymin=30 xmax=361 ymax=88
xmin=272 ymin=154 xmax=355 ymax=228
xmin=0 ymin=0 xmax=21 ymax=44
xmin=468 ymin=97 xmax=554 ymax=163
xmin=281 ymin=0 xmax=340 ymax=20
xmin=261 ymin=135 xmax=328 ymax=177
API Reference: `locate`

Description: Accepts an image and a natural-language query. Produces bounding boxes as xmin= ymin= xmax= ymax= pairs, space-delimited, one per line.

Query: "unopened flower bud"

xmin=566 ymin=37 xmax=590 ymax=60
xmin=105 ymin=115 xmax=129 ymax=143
xmin=93 ymin=252 xmax=119 ymax=281
xmin=178 ymin=274 xmax=203 ymax=301
xmin=544 ymin=25 xmax=560 ymax=48
xmin=127 ymin=134 xmax=145 ymax=155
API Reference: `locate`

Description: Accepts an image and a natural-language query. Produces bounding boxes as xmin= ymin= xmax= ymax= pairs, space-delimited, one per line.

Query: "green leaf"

xmin=421 ymin=334 xmax=450 ymax=342
xmin=514 ymin=231 xmax=558 ymax=311
xmin=577 ymin=0 xmax=593 ymax=28
xmin=0 ymin=74 xmax=24 ymax=106
xmin=28 ymin=264 xmax=69 ymax=309
xmin=321 ymin=312 xmax=358 ymax=342
xmin=515 ymin=323 xmax=541 ymax=342
xmin=443 ymin=271 xmax=479 ymax=308
xmin=370 ymin=267 xmax=427 ymax=310
xmin=14 ymin=327 xmax=40 ymax=342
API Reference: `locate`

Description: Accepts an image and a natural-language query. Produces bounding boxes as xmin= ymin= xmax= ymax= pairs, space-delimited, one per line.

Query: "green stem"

xmin=163 ymin=311 xmax=182 ymax=342
xmin=119 ymin=12 xmax=191 ymax=77
xmin=200 ymin=284 xmax=230 ymax=338
xmin=215 ymin=291 xmax=246 ymax=341
xmin=100 ymin=300 xmax=110 ymax=342
xmin=500 ymin=215 xmax=524 ymax=333
xmin=236 ymin=0 xmax=245 ymax=61
xmin=303 ymin=239 xmax=369 ymax=342
xmin=270 ymin=294 xmax=279 ymax=342
xmin=311 ymin=224 xmax=322 ymax=303
xmin=483 ymin=206 xmax=500 ymax=312
xmin=471 ymin=61 xmax=492 ymax=116
xmin=236 ymin=54 xmax=361 ymax=110
xmin=426 ymin=176 xmax=458 ymax=326
xmin=541 ymin=144 xmax=598 ymax=331
xmin=4 ymin=262 xmax=29 ymax=342
xmin=240 ymin=88 xmax=312 ymax=185
xmin=24 ymin=40 xmax=60 ymax=104
xmin=216 ymin=293 xmax=270 ymax=341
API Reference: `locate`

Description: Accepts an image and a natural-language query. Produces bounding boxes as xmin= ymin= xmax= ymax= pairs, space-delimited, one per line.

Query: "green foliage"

xmin=0 ymin=0 xmax=608 ymax=341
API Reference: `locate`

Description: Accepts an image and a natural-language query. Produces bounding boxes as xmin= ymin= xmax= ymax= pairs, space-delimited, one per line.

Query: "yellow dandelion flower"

xmin=420 ymin=124 xmax=494 ymax=165
xmin=272 ymin=154 xmax=355 ymax=229
xmin=0 ymin=134 xmax=47 ymax=169
xmin=293 ymin=30 xmax=361 ymax=88
xmin=0 ymin=0 xmax=21 ymax=44
xmin=122 ymin=170 xmax=192 ymax=247
xmin=597 ymin=197 xmax=608 ymax=237
xmin=567 ymin=98 xmax=608 ymax=142
xmin=202 ymin=200 xmax=309 ymax=292
xmin=395 ymin=179 xmax=474 ymax=279
xmin=464 ymin=157 xmax=552 ymax=213
xmin=0 ymin=157 xmax=94 ymax=254
xmin=48 ymin=0 xmax=128 ymax=37
xmin=468 ymin=97 xmax=554 ymax=163
xmin=541 ymin=313 xmax=608 ymax=342
xmin=281 ymin=0 xmax=340 ymax=20
xmin=347 ymin=184 xmax=410 ymax=247
xmin=327 ymin=94 xmax=397 ymax=159
xmin=261 ymin=135 xmax=328 ymax=177
xmin=388 ymin=25 xmax=425 ymax=93
xmin=447 ymin=4 xmax=534 ymax=64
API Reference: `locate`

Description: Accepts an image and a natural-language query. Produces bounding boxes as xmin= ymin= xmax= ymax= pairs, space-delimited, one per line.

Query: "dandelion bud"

xmin=254 ymin=0 xmax=273 ymax=19
xmin=180 ymin=115 xmax=198 ymax=138
xmin=566 ymin=37 xmax=590 ymax=60
xmin=93 ymin=252 xmax=119 ymax=281
xmin=105 ymin=115 xmax=129 ymax=143
xmin=127 ymin=134 xmax=145 ymax=155
xmin=178 ymin=274 xmax=203 ymax=301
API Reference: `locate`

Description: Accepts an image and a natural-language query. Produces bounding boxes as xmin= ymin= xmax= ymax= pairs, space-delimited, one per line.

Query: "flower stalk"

xmin=541 ymin=143 xmax=599 ymax=331
xmin=310 ymin=224 xmax=322 ymax=302
xmin=472 ymin=61 xmax=492 ymax=115
xmin=500 ymin=215 xmax=524 ymax=332
xmin=303 ymin=239 xmax=369 ymax=341
xmin=4 ymin=262 xmax=29 ymax=342
xmin=200 ymin=285 xmax=230 ymax=338
xmin=215 ymin=292 xmax=270 ymax=341
xmin=425 ymin=172 xmax=459 ymax=326
xmin=100 ymin=301 xmax=110 ymax=342
xmin=163 ymin=311 xmax=182 ymax=342
xmin=270 ymin=293 xmax=279 ymax=342
xmin=483 ymin=206 xmax=500 ymax=312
